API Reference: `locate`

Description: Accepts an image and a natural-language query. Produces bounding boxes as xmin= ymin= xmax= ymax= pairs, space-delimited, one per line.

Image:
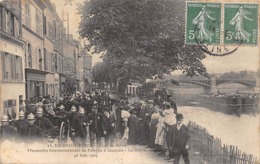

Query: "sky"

xmin=51 ymin=0 xmax=259 ymax=73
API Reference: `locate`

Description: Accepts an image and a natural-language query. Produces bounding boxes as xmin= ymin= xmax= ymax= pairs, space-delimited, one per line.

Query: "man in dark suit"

xmin=20 ymin=113 xmax=42 ymax=143
xmin=171 ymin=113 xmax=190 ymax=164
xmin=102 ymin=107 xmax=116 ymax=147
xmin=34 ymin=107 xmax=54 ymax=138
xmin=88 ymin=101 xmax=104 ymax=147
xmin=0 ymin=114 xmax=17 ymax=141
xmin=13 ymin=111 xmax=28 ymax=134
xmin=71 ymin=107 xmax=88 ymax=144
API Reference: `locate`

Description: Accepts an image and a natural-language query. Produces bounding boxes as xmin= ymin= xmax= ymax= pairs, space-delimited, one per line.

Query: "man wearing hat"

xmin=34 ymin=107 xmax=54 ymax=138
xmin=13 ymin=111 xmax=28 ymax=134
xmin=70 ymin=107 xmax=88 ymax=144
xmin=102 ymin=107 xmax=116 ymax=147
xmin=55 ymin=105 xmax=66 ymax=118
xmin=88 ymin=101 xmax=104 ymax=147
xmin=171 ymin=113 xmax=190 ymax=164
xmin=20 ymin=113 xmax=42 ymax=143
xmin=0 ymin=115 xmax=17 ymax=141
xmin=145 ymin=100 xmax=155 ymax=148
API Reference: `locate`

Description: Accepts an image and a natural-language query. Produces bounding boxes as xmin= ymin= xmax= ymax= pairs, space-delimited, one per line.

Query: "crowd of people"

xmin=0 ymin=90 xmax=191 ymax=164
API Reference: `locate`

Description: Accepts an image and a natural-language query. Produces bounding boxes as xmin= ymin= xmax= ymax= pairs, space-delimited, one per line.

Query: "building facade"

xmin=63 ymin=35 xmax=82 ymax=93
xmin=21 ymin=0 xmax=46 ymax=101
xmin=20 ymin=0 xmax=64 ymax=101
xmin=42 ymin=0 xmax=64 ymax=99
xmin=0 ymin=1 xmax=25 ymax=121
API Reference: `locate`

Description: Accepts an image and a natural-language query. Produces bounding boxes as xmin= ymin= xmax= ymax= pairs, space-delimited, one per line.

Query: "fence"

xmin=188 ymin=121 xmax=259 ymax=164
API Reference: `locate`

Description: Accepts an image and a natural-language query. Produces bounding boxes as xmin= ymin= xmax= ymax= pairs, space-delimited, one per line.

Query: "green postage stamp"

xmin=186 ymin=2 xmax=259 ymax=46
xmin=224 ymin=4 xmax=258 ymax=45
xmin=186 ymin=2 xmax=221 ymax=45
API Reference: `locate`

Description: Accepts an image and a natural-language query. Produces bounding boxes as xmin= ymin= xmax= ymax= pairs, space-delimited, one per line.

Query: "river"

xmin=178 ymin=106 xmax=259 ymax=157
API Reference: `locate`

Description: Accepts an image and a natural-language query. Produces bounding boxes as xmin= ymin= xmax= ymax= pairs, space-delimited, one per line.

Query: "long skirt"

xmin=149 ymin=119 xmax=159 ymax=148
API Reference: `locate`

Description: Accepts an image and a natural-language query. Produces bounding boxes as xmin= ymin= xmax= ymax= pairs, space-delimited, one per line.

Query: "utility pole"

xmin=62 ymin=9 xmax=70 ymax=44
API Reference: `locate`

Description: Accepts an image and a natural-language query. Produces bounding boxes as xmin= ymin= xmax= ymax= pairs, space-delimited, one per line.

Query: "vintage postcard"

xmin=0 ymin=0 xmax=259 ymax=163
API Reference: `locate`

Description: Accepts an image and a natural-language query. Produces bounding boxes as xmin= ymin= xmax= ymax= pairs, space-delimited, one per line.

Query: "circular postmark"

xmin=194 ymin=20 xmax=242 ymax=57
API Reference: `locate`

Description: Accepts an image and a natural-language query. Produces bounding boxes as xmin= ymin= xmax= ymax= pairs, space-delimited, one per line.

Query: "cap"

xmin=163 ymin=102 xmax=171 ymax=108
xmin=36 ymin=107 xmax=43 ymax=114
xmin=93 ymin=101 xmax=98 ymax=105
xmin=59 ymin=105 xmax=65 ymax=109
xmin=19 ymin=110 xmax=25 ymax=117
xmin=176 ymin=113 xmax=184 ymax=120
xmin=79 ymin=107 xmax=85 ymax=114
xmin=71 ymin=105 xmax=77 ymax=112
xmin=1 ymin=115 xmax=9 ymax=122
xmin=27 ymin=113 xmax=35 ymax=120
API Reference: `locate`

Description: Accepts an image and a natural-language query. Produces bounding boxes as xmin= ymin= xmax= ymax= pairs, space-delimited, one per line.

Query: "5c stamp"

xmin=186 ymin=2 xmax=221 ymax=45
xmin=224 ymin=3 xmax=258 ymax=45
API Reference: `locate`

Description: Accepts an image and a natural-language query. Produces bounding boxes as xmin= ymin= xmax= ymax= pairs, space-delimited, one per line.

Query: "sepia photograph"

xmin=0 ymin=0 xmax=259 ymax=163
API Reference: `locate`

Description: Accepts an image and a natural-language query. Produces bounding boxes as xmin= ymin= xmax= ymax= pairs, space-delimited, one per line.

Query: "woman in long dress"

xmin=230 ymin=6 xmax=253 ymax=42
xmin=149 ymin=107 xmax=160 ymax=148
xmin=154 ymin=110 xmax=166 ymax=155
xmin=192 ymin=5 xmax=216 ymax=42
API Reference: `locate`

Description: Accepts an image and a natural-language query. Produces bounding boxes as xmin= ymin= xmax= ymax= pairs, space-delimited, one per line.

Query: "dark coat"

xmin=88 ymin=112 xmax=104 ymax=135
xmin=171 ymin=124 xmax=190 ymax=153
xmin=71 ymin=114 xmax=88 ymax=138
xmin=102 ymin=114 xmax=115 ymax=134
xmin=128 ymin=114 xmax=138 ymax=145
xmin=0 ymin=125 xmax=17 ymax=141
xmin=34 ymin=117 xmax=54 ymax=137
xmin=13 ymin=119 xmax=28 ymax=134
xmin=20 ymin=124 xmax=42 ymax=142
xmin=149 ymin=117 xmax=159 ymax=148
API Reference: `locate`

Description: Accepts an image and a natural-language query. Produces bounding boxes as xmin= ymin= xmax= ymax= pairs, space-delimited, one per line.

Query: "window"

xmin=14 ymin=17 xmax=20 ymax=38
xmin=55 ymin=54 xmax=57 ymax=72
xmin=27 ymin=43 xmax=32 ymax=68
xmin=1 ymin=7 xmax=7 ymax=32
xmin=1 ymin=52 xmax=23 ymax=81
xmin=15 ymin=56 xmax=23 ymax=80
xmin=38 ymin=49 xmax=42 ymax=70
xmin=9 ymin=12 xmax=15 ymax=36
xmin=61 ymin=58 xmax=63 ymax=73
xmin=36 ymin=10 xmax=42 ymax=36
xmin=43 ymin=15 xmax=46 ymax=34
xmin=54 ymin=20 xmax=56 ymax=39
xmin=44 ymin=48 xmax=47 ymax=71
xmin=3 ymin=99 xmax=16 ymax=120
xmin=0 ymin=6 xmax=20 ymax=38
xmin=6 ymin=11 xmax=11 ymax=34
xmin=11 ymin=55 xmax=16 ymax=79
xmin=51 ymin=53 xmax=54 ymax=72
xmin=24 ymin=46 xmax=27 ymax=67
xmin=48 ymin=22 xmax=53 ymax=39
xmin=24 ymin=1 xmax=30 ymax=28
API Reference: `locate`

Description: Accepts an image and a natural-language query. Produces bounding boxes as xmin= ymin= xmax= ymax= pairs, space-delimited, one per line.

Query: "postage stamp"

xmin=186 ymin=2 xmax=221 ymax=45
xmin=224 ymin=3 xmax=258 ymax=46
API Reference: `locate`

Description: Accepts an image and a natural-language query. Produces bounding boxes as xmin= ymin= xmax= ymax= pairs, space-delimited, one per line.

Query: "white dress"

xmin=154 ymin=115 xmax=166 ymax=146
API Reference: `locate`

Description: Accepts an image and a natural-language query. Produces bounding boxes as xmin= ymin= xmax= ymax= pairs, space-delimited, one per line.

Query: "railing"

xmin=188 ymin=121 xmax=259 ymax=164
